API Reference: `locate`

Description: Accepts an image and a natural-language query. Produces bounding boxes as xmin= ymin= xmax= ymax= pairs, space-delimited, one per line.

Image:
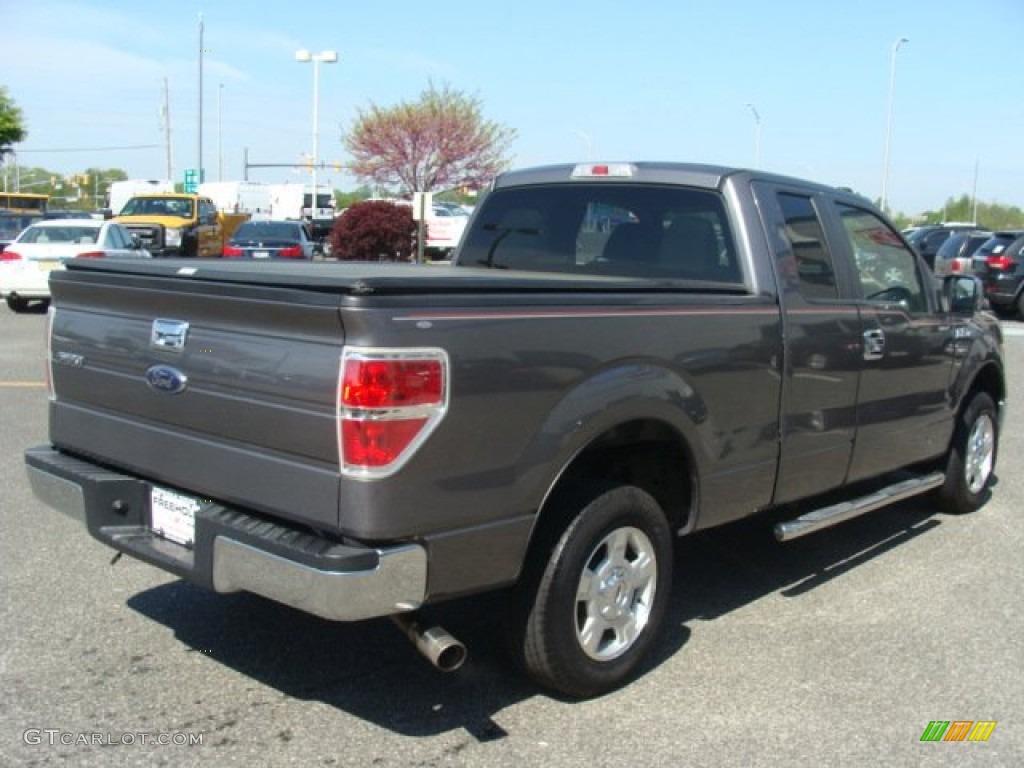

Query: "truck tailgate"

xmin=47 ymin=266 xmax=345 ymax=530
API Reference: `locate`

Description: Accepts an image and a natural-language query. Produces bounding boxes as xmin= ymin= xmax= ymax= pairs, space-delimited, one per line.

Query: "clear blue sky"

xmin=3 ymin=0 xmax=1022 ymax=216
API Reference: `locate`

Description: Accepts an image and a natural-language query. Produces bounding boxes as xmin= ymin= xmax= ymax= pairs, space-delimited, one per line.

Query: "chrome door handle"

xmin=863 ymin=328 xmax=885 ymax=360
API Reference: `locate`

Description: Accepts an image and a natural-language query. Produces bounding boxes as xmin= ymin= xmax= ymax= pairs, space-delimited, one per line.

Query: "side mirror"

xmin=942 ymin=274 xmax=985 ymax=314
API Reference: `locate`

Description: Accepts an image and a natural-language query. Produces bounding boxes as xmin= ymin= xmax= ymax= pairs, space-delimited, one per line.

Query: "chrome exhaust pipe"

xmin=391 ymin=614 xmax=467 ymax=672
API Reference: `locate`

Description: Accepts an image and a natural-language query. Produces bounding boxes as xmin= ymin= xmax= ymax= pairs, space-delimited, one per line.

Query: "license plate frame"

xmin=150 ymin=486 xmax=199 ymax=547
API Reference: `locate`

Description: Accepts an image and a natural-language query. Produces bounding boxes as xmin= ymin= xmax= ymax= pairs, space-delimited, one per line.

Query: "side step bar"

xmin=774 ymin=472 xmax=946 ymax=542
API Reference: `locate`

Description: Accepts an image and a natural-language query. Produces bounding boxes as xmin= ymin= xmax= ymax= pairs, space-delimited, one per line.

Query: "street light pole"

xmin=198 ymin=13 xmax=204 ymax=184
xmin=745 ymin=104 xmax=762 ymax=169
xmin=295 ymin=49 xmax=338 ymax=229
xmin=217 ymin=83 xmax=224 ymax=181
xmin=881 ymin=36 xmax=909 ymax=214
xmin=570 ymin=129 xmax=594 ymax=160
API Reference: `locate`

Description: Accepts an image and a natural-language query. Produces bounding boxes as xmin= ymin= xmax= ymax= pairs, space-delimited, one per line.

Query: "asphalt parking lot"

xmin=1 ymin=307 xmax=1022 ymax=767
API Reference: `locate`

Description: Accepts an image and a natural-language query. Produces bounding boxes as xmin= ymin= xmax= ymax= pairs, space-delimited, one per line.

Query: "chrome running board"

xmin=774 ymin=472 xmax=946 ymax=542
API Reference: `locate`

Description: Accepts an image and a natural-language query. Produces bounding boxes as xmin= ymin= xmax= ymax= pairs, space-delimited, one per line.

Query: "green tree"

xmin=344 ymin=83 xmax=516 ymax=194
xmin=0 ymin=86 xmax=27 ymax=158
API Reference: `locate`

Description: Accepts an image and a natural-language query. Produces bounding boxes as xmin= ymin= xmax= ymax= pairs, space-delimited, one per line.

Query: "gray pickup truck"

xmin=25 ymin=162 xmax=1005 ymax=698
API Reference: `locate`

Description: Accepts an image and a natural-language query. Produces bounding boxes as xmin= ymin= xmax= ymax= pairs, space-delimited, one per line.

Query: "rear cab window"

xmin=458 ymin=184 xmax=743 ymax=284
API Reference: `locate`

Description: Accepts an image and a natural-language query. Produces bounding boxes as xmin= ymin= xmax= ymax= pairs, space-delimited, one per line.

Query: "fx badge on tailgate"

xmin=151 ymin=319 xmax=189 ymax=351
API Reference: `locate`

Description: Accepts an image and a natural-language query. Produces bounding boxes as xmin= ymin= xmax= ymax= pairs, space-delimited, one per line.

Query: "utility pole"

xmin=160 ymin=77 xmax=174 ymax=181
xmin=197 ymin=13 xmax=204 ymax=184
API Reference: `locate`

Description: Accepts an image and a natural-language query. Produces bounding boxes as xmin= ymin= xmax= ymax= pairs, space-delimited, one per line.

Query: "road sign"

xmin=183 ymin=168 xmax=204 ymax=193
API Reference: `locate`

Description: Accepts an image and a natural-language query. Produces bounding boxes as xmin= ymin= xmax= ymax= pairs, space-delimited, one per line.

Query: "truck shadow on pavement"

xmin=126 ymin=493 xmax=951 ymax=739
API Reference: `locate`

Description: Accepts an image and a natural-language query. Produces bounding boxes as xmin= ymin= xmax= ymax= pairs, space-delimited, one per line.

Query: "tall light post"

xmin=295 ymin=49 xmax=338 ymax=226
xmin=745 ymin=103 xmax=762 ymax=169
xmin=217 ymin=83 xmax=224 ymax=181
xmin=570 ymin=128 xmax=594 ymax=160
xmin=197 ymin=13 xmax=204 ymax=184
xmin=881 ymin=36 xmax=909 ymax=214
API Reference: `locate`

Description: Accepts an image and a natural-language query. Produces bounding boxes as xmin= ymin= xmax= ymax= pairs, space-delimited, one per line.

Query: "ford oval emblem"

xmin=145 ymin=364 xmax=188 ymax=395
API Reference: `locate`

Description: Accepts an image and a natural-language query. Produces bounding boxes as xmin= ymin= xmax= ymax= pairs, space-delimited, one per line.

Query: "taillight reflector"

xmin=1 ymin=250 xmax=24 ymax=261
xmin=987 ymin=256 xmax=1014 ymax=270
xmin=342 ymin=419 xmax=430 ymax=468
xmin=222 ymin=245 xmax=243 ymax=257
xmin=951 ymin=261 xmax=961 ymax=272
xmin=338 ymin=348 xmax=449 ymax=478
xmin=278 ymin=245 xmax=303 ymax=258
xmin=74 ymin=251 xmax=105 ymax=258
xmin=342 ymin=358 xmax=444 ymax=408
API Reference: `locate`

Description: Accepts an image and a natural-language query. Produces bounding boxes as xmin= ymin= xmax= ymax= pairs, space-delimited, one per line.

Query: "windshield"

xmin=974 ymin=234 xmax=1020 ymax=259
xmin=19 ymin=225 xmax=99 ymax=244
xmin=119 ymin=197 xmax=194 ymax=218
xmin=233 ymin=221 xmax=303 ymax=240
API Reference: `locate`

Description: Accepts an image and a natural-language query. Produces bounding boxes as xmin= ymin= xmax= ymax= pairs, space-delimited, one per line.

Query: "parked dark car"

xmin=222 ymin=220 xmax=316 ymax=259
xmin=932 ymin=230 xmax=993 ymax=277
xmin=971 ymin=231 xmax=1024 ymax=315
xmin=906 ymin=223 xmax=982 ymax=269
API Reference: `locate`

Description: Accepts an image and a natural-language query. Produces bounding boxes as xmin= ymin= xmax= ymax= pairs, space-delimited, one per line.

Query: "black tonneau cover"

xmin=62 ymin=258 xmax=747 ymax=295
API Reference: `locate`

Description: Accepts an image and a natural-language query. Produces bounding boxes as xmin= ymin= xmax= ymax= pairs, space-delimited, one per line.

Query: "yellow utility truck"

xmin=114 ymin=193 xmax=248 ymax=257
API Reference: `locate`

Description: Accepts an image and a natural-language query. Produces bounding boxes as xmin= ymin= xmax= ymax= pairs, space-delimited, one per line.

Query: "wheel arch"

xmin=516 ymin=361 xmax=709 ymax=576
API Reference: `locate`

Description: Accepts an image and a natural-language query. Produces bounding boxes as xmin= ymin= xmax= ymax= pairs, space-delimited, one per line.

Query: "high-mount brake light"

xmin=337 ymin=348 xmax=449 ymax=478
xmin=571 ymin=163 xmax=636 ymax=178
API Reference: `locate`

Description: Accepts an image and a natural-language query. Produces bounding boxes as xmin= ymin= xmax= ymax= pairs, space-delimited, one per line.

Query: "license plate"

xmin=254 ymin=250 xmax=269 ymax=259
xmin=38 ymin=260 xmax=62 ymax=272
xmin=150 ymin=486 xmax=199 ymax=547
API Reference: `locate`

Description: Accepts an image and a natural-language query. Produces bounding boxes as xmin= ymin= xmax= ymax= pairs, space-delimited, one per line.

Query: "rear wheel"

xmin=509 ymin=484 xmax=673 ymax=698
xmin=938 ymin=392 xmax=997 ymax=515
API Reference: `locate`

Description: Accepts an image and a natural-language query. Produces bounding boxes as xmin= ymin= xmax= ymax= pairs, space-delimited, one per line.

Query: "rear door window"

xmin=776 ymin=193 xmax=839 ymax=300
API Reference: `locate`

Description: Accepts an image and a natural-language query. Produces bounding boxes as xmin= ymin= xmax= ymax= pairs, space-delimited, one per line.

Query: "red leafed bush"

xmin=330 ymin=201 xmax=416 ymax=262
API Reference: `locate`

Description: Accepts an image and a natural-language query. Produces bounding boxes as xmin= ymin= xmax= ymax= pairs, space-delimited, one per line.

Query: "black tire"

xmin=509 ymin=484 xmax=673 ymax=698
xmin=1016 ymin=291 xmax=1024 ymax=320
xmin=6 ymin=296 xmax=30 ymax=313
xmin=938 ymin=392 xmax=998 ymax=515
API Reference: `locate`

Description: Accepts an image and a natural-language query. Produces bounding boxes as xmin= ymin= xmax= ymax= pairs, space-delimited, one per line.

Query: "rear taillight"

xmin=951 ymin=261 xmax=961 ymax=272
xmin=1 ymin=250 xmax=23 ymax=261
xmin=278 ymin=245 xmax=303 ymax=258
xmin=74 ymin=251 xmax=105 ymax=258
xmin=987 ymin=256 xmax=1014 ymax=271
xmin=222 ymin=245 xmax=243 ymax=257
xmin=337 ymin=348 xmax=449 ymax=477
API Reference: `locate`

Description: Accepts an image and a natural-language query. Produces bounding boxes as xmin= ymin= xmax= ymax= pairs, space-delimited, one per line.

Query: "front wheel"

xmin=938 ymin=392 xmax=998 ymax=515
xmin=510 ymin=485 xmax=673 ymax=698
